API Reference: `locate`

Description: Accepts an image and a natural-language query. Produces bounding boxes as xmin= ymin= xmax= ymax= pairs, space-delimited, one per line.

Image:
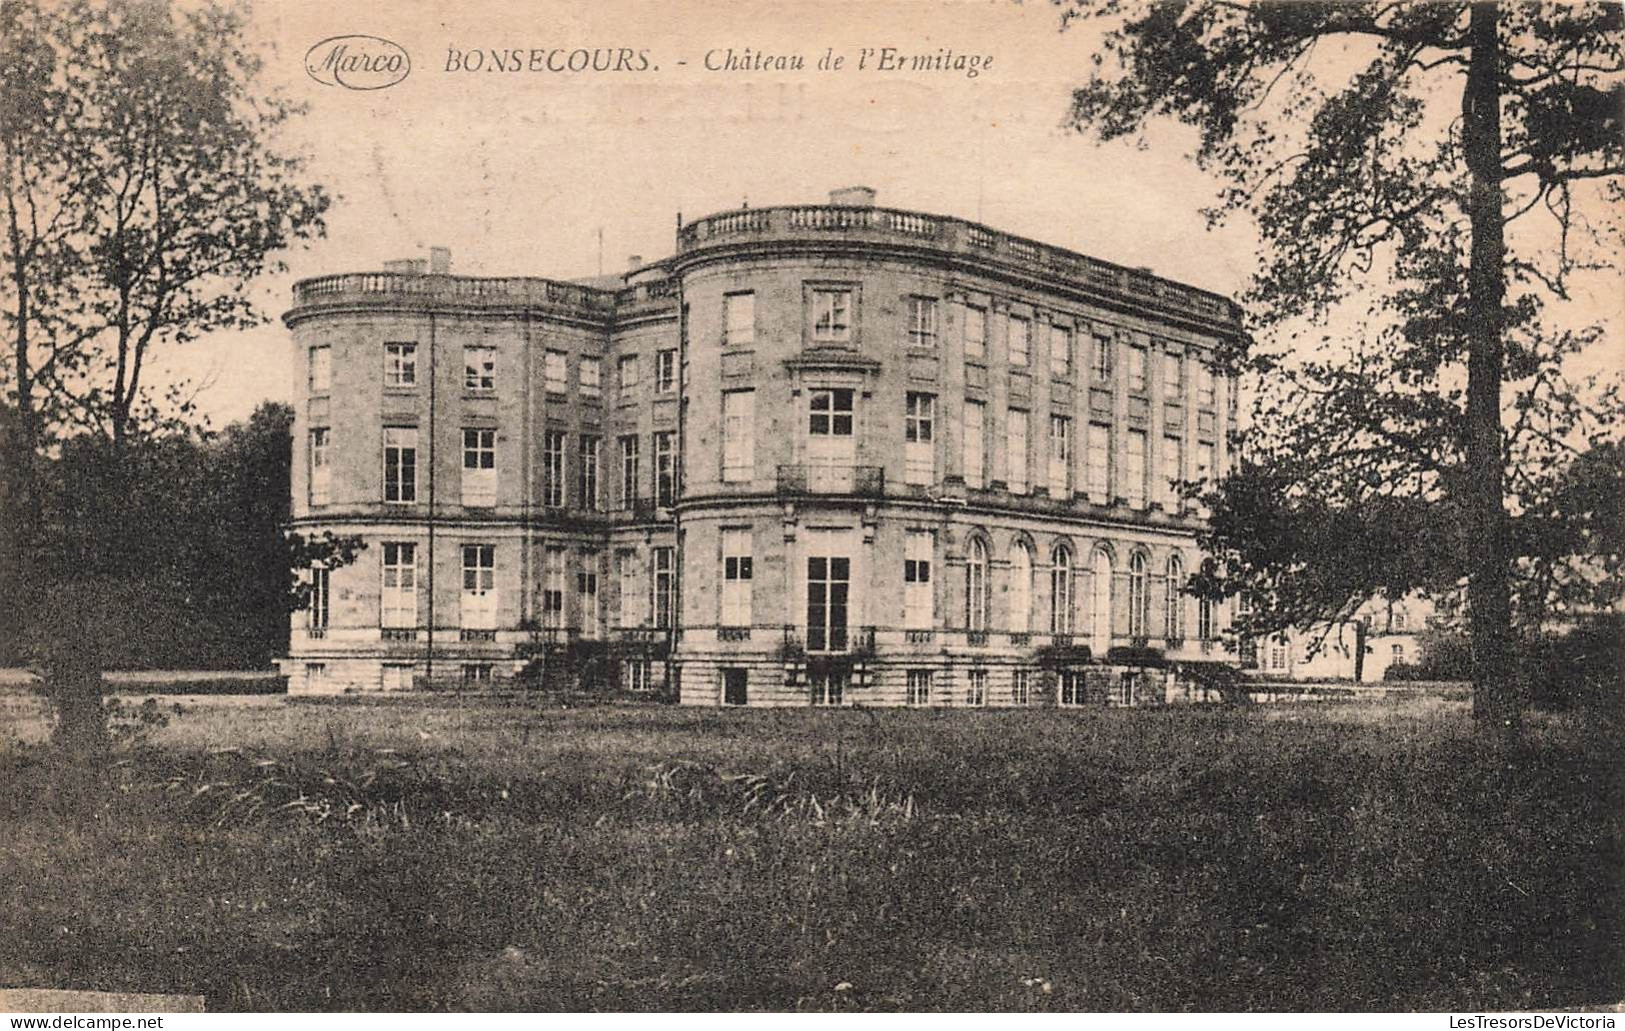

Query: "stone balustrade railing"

xmin=676 ymin=204 xmax=1238 ymax=327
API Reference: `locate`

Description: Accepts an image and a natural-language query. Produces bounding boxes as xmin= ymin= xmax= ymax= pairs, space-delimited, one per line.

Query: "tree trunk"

xmin=1353 ymin=620 xmax=1367 ymax=684
xmin=1462 ymin=2 xmax=1522 ymax=740
xmin=48 ymin=667 xmax=108 ymax=754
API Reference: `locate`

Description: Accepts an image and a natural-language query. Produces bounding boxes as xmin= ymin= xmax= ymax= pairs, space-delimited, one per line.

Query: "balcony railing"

xmin=617 ymin=496 xmax=661 ymax=520
xmin=776 ymin=464 xmax=885 ymax=498
xmin=290 ymin=272 xmax=618 ymax=318
xmin=676 ymin=205 xmax=1239 ymax=328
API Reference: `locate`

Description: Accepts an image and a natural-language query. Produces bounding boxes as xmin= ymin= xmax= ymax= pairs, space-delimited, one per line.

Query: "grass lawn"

xmin=0 ymin=694 xmax=1619 ymax=1011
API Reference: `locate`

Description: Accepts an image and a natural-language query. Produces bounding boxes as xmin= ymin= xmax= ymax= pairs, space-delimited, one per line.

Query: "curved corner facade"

xmin=279 ymin=193 xmax=1246 ymax=706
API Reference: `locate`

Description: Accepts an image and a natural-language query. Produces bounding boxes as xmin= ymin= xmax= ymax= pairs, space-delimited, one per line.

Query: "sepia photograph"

xmin=0 ymin=0 xmax=1621 ymax=1018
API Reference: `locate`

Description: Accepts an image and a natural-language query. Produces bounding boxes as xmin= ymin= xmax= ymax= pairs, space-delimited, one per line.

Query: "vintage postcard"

xmin=1 ymin=0 xmax=1620 ymax=1019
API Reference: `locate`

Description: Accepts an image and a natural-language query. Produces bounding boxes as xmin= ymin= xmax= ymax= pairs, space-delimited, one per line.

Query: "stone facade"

xmin=278 ymin=189 xmax=1246 ymax=705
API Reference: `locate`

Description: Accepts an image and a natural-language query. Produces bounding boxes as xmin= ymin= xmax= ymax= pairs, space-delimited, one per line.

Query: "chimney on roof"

xmin=627 ymin=254 xmax=643 ymax=272
xmin=829 ymin=186 xmax=877 ymax=207
xmin=429 ymin=247 xmax=452 ymax=275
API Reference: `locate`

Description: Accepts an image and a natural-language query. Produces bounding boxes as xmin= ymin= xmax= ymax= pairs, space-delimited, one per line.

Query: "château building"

xmin=278 ymin=187 xmax=1245 ymax=706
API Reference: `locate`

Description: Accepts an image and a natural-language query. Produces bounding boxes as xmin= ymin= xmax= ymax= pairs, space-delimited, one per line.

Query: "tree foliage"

xmin=7 ymin=402 xmax=362 ymax=671
xmin=1065 ymin=1 xmax=1625 ymax=731
xmin=0 ymin=0 xmax=331 ymax=747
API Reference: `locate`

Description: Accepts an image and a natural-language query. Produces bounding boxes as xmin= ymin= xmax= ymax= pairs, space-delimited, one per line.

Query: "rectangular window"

xmin=1197 ymin=363 xmax=1216 ymax=408
xmin=543 ymin=431 xmax=566 ymax=508
xmin=811 ymin=288 xmax=853 ymax=343
xmin=1006 ymin=410 xmax=1029 ymax=495
xmin=462 ymin=428 xmax=496 ymax=507
xmin=542 ymin=547 xmax=565 ymax=626
xmin=906 ymin=669 xmax=932 ymax=707
xmin=618 ymin=355 xmax=640 ymax=394
xmin=722 ymin=667 xmax=748 ymax=706
xmin=963 ymin=400 xmax=986 ymax=489
xmin=579 ymin=435 xmax=600 ymax=510
xmin=955 ymin=396 xmax=981 ymax=484
xmin=618 ymin=551 xmax=642 ymax=627
xmin=1163 ymin=351 xmax=1183 ymax=401
xmin=722 ymin=390 xmax=755 ymax=483
xmin=963 ymin=304 xmax=987 ymax=361
xmin=464 ymin=345 xmax=495 ymax=393
xmin=908 ymin=296 xmax=938 ymax=348
xmin=309 ymin=346 xmax=331 ymax=394
xmin=1008 ymin=315 xmax=1030 ymax=367
xmin=381 ymin=542 xmax=417 ymax=628
xmin=383 ymin=343 xmax=419 ymax=390
xmin=808 ymin=389 xmax=854 ymax=436
xmin=580 ymin=356 xmax=601 ymax=398
xmin=304 ymin=662 xmax=327 ymax=690
xmin=619 ymin=435 xmax=641 ymax=508
xmin=385 ymin=343 xmax=416 ymax=388
xmin=721 ymin=528 xmax=753 ymax=628
xmin=578 ymin=554 xmax=601 ymax=638
xmin=462 ymin=663 xmax=493 ymax=686
xmin=1198 ymin=597 xmax=1215 ymax=642
xmin=1128 ymin=345 xmax=1148 ymax=394
xmin=1050 ymin=324 xmax=1071 ymax=379
xmin=625 ymin=657 xmax=652 ymax=693
xmin=965 ymin=669 xmax=988 ymax=707
xmin=655 ymin=431 xmax=676 ymax=508
xmin=309 ymin=428 xmax=330 ymax=505
xmin=1196 ymin=441 xmax=1215 ymax=484
xmin=1162 ymin=434 xmax=1184 ymax=508
xmin=461 ymin=544 xmax=497 ymax=630
xmin=1125 ymin=429 xmax=1148 ymax=507
xmin=1048 ymin=415 xmax=1071 ymax=497
xmin=1086 ymin=423 xmax=1111 ymax=502
xmin=383 ymin=427 xmax=417 ymax=503
xmin=1059 ymin=669 xmax=1085 ymax=706
xmin=653 ymin=547 xmax=675 ymax=629
xmin=806 ymin=556 xmax=850 ymax=652
xmin=382 ymin=663 xmax=414 ymax=691
xmin=1012 ymin=669 xmax=1032 ymax=706
xmin=904 ymin=531 xmax=933 ymax=631
xmin=545 ymin=350 xmax=568 ymax=395
xmin=1092 ymin=329 xmax=1113 ymax=382
xmin=655 ymin=349 xmax=677 ymax=394
xmin=308 ymin=565 xmax=329 ymax=630
xmin=724 ymin=292 xmax=755 ymax=347
xmin=905 ymin=393 xmax=935 ymax=485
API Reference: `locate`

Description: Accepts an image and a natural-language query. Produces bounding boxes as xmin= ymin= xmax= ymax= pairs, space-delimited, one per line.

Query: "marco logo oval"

xmin=306 ymin=35 xmax=411 ymax=90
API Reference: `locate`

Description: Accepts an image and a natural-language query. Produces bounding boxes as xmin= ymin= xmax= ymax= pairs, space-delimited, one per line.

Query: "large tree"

xmin=1064 ymin=1 xmax=1624 ymax=736
xmin=0 ymin=0 xmax=330 ymax=747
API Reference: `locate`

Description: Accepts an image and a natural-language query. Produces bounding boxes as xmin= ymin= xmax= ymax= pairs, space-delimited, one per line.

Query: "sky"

xmin=146 ymin=0 xmax=1620 ymax=429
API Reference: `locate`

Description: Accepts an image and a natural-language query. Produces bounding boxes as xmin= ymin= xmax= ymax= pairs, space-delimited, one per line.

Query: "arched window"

xmin=966 ymin=537 xmax=989 ymax=632
xmin=1050 ymin=544 xmax=1074 ymax=635
xmin=1128 ymin=552 xmax=1150 ymax=638
xmin=1009 ymin=541 xmax=1033 ymax=633
xmin=1164 ymin=554 xmax=1185 ymax=640
xmin=1090 ymin=547 xmax=1112 ymax=652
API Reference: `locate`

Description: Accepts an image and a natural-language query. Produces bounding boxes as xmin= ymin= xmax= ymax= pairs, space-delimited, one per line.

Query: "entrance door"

xmin=807 ymin=556 xmax=850 ymax=652
xmin=810 ymin=671 xmax=847 ymax=706
xmin=723 ymin=667 xmax=748 ymax=706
